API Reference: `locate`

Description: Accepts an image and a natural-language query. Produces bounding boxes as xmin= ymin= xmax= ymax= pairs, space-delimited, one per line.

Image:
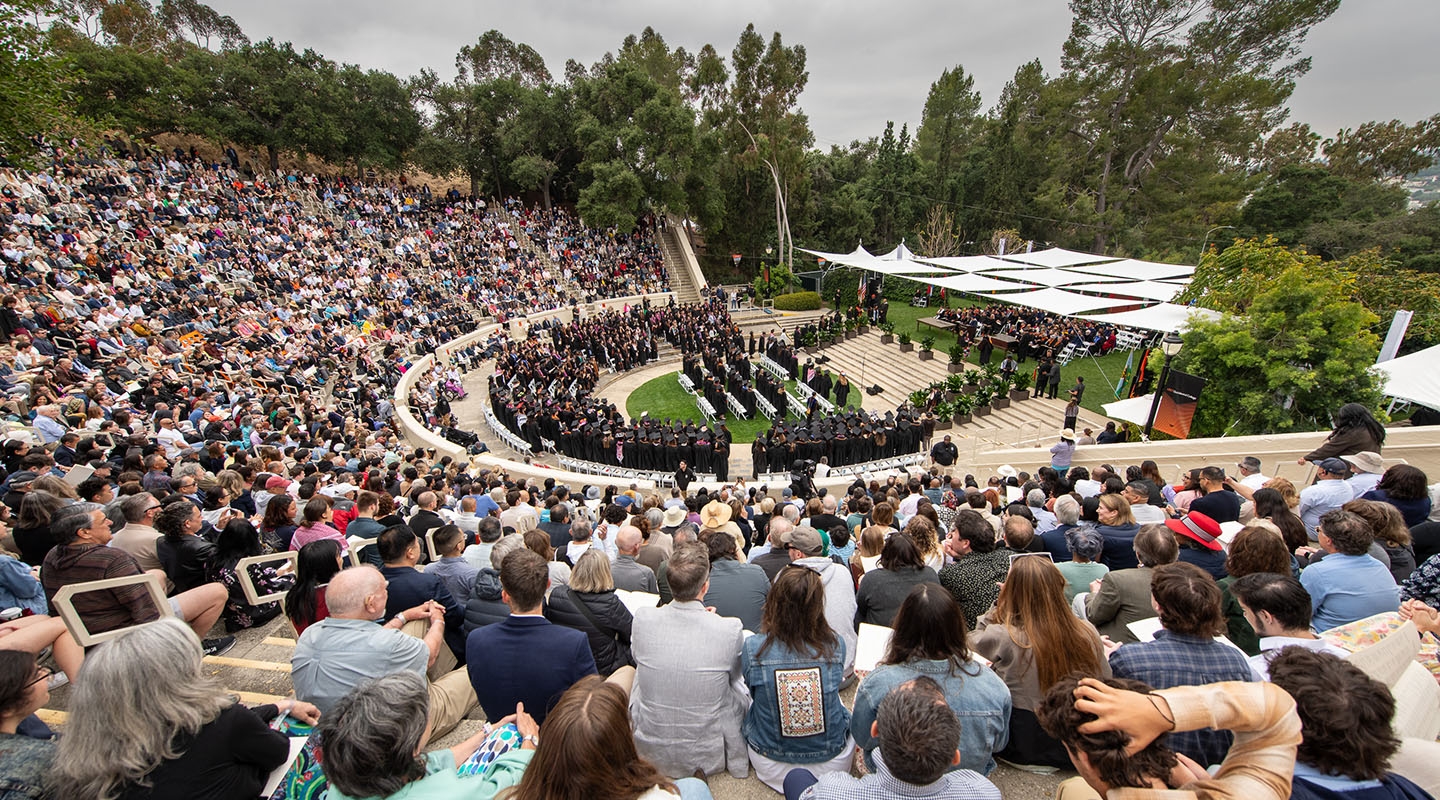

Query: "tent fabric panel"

xmin=1375 ymin=345 xmax=1440 ymax=411
xmin=1066 ymin=259 xmax=1195 ymax=281
xmin=1080 ymin=303 xmax=1222 ymax=333
xmin=1065 ymin=281 xmax=1184 ymax=302
xmin=969 ymin=287 xmax=1134 ymax=316
xmin=993 ymin=248 xmax=1121 ymax=268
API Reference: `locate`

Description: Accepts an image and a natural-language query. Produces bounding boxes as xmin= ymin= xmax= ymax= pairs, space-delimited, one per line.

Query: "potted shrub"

xmin=898 ymin=332 xmax=913 ymax=352
xmin=992 ymin=374 xmax=1014 ymax=409
xmin=908 ymin=389 xmax=930 ymax=410
xmin=953 ymin=393 xmax=975 ymax=425
xmin=879 ymin=320 xmax=895 ymax=344
xmin=947 ymin=343 xmax=967 ymax=374
xmin=801 ymin=328 xmax=818 ymax=353
xmin=933 ymin=400 xmax=954 ymax=430
xmin=845 ymin=316 xmax=859 ymax=339
xmin=1010 ymin=372 xmax=1033 ymax=401
xmin=974 ymin=387 xmax=994 ymax=416
xmin=918 ymin=335 xmax=936 ymax=361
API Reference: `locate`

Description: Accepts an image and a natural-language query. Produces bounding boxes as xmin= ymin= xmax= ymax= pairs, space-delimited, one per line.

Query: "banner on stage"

xmin=1153 ymin=370 xmax=1205 ymax=439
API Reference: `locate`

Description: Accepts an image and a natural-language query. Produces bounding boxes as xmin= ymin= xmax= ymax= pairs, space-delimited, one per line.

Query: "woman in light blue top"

xmin=322 ymin=672 xmax=539 ymax=800
xmin=850 ymin=582 xmax=1011 ymax=775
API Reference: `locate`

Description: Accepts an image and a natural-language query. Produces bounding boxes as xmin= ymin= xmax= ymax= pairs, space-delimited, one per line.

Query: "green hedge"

xmin=773 ymin=291 xmax=823 ymax=311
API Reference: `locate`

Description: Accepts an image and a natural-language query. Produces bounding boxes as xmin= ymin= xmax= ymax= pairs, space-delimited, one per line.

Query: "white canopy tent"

xmin=970 ymin=287 xmax=1133 ymax=316
xmin=1080 ymin=303 xmax=1221 ymax=333
xmin=1064 ymin=281 xmax=1185 ymax=303
xmin=1067 ymin=259 xmax=1195 ymax=282
xmin=1374 ymin=344 xmax=1440 ymax=411
xmin=975 ymin=267 xmax=1126 ymax=288
xmin=995 ymin=248 xmax=1120 ymax=268
xmin=916 ymin=254 xmax=1015 ymax=272
xmin=799 ymin=244 xmax=953 ymax=275
xmin=913 ymin=272 xmax=1040 ymax=293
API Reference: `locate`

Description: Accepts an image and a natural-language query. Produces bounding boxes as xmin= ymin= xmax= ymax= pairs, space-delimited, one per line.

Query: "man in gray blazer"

xmin=1080 ymin=525 xmax=1179 ymax=643
xmin=630 ymin=541 xmax=749 ymax=779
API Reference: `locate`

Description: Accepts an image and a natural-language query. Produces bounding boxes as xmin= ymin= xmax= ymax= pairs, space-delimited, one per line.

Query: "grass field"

xmin=881 ymin=300 xmax=1147 ymax=417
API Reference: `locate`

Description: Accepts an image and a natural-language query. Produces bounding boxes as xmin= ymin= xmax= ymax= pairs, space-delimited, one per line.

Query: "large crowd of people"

xmin=0 ymin=136 xmax=1437 ymax=800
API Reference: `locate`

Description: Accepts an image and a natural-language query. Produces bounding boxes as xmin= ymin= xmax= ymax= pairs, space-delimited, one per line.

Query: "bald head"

xmin=616 ymin=525 xmax=643 ymax=555
xmin=325 ymin=566 xmax=384 ymax=618
xmin=769 ymin=516 xmax=795 ymax=545
xmin=418 ymin=491 xmax=437 ymax=510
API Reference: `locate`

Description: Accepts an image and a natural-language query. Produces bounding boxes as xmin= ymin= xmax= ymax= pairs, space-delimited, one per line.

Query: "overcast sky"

xmin=206 ymin=0 xmax=1439 ymax=149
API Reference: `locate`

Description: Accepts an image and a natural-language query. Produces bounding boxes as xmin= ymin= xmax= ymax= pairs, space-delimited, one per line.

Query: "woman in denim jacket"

xmin=850 ymin=582 xmax=1011 ymax=775
xmin=741 ymin=565 xmax=854 ymax=792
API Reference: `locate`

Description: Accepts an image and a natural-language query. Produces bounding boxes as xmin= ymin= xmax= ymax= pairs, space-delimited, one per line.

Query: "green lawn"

xmin=878 ymin=300 xmax=1147 ymax=417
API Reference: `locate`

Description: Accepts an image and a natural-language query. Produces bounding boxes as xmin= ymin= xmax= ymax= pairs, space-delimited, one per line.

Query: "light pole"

xmin=1142 ymin=331 xmax=1185 ymax=439
xmin=1198 ymin=225 xmax=1236 ymax=264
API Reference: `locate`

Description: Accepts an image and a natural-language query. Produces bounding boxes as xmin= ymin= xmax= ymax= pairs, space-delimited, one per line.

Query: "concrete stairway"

xmin=804 ymin=331 xmax=1118 ymax=456
xmin=658 ymin=225 xmax=703 ymax=304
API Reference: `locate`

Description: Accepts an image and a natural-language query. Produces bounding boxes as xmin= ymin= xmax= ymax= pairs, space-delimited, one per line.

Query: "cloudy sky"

xmin=206 ymin=0 xmax=1438 ymax=148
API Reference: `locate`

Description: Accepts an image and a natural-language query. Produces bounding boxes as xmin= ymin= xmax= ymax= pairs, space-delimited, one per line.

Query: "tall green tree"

xmin=914 ymin=65 xmax=981 ymax=206
xmin=570 ymin=59 xmax=716 ymax=232
xmin=1047 ymin=0 xmax=1341 ymax=253
xmin=212 ymin=39 xmax=345 ymax=172
xmin=413 ymin=30 xmax=549 ymax=197
xmin=0 ymin=0 xmax=80 ymax=161
xmin=1177 ymin=239 xmax=1382 ymax=437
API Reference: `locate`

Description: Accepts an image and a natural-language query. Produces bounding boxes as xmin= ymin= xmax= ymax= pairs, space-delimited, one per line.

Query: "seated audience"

xmin=975 ymin=555 xmax=1111 ymax=770
xmin=283 ymin=538 xmax=343 ymax=636
xmin=52 ymin=618 xmax=320 ymax=800
xmin=543 ymin=549 xmax=636 ymax=678
xmin=631 ymin=541 xmax=749 ymax=779
xmin=854 ymin=531 xmax=940 ymax=627
xmin=1230 ymin=572 xmax=1349 ymax=680
xmin=1107 ymin=562 xmax=1254 ymax=767
xmin=1082 ymin=524 xmax=1178 ymax=643
xmin=1301 ymin=509 xmax=1400 ymax=631
xmin=466 ymin=549 xmax=596 ymax=724
xmin=851 ymin=583 xmax=1010 ymax=776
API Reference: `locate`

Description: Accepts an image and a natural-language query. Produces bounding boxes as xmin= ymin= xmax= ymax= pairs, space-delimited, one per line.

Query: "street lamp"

xmin=1198 ymin=225 xmax=1236 ymax=264
xmin=1142 ymin=331 xmax=1185 ymax=439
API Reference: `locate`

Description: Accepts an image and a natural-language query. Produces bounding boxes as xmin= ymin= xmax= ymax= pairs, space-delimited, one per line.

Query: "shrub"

xmin=772 ymin=291 xmax=823 ymax=311
xmin=948 ymin=342 xmax=967 ymax=364
xmin=898 ymin=332 xmax=912 ymax=346
xmin=920 ymin=335 xmax=936 ymax=352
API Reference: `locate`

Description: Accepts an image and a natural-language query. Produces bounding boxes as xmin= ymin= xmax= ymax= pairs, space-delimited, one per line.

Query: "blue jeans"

xmin=676 ymin=777 xmax=714 ymax=800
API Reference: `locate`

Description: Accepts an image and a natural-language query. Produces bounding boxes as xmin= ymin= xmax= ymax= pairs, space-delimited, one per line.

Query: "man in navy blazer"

xmin=379 ymin=525 xmax=467 ymax=664
xmin=465 ymin=548 xmax=596 ymax=724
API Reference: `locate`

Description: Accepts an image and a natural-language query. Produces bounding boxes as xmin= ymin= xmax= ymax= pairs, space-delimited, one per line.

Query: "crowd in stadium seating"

xmin=1 ymin=137 xmax=1440 ymax=800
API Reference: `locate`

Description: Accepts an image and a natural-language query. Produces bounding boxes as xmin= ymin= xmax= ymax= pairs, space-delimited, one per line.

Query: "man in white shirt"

xmin=1235 ymin=456 xmax=1270 ymax=490
xmin=1231 ymin=571 xmax=1349 ymax=680
xmin=1123 ymin=481 xmax=1168 ymax=524
xmin=154 ymin=415 xmax=193 ymax=460
xmin=1298 ymin=458 xmax=1356 ymax=533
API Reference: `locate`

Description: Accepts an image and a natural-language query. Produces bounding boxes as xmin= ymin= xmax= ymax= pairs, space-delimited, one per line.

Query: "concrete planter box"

xmin=993 ymin=397 xmax=1011 ymax=409
xmin=935 ymin=418 xmax=953 ymax=431
xmin=1010 ymin=389 xmax=1030 ymax=402
xmin=899 ymin=342 xmax=914 ymax=352
xmin=954 ymin=413 xmax=972 ymax=425
xmin=947 ymin=363 xmax=965 ymax=374
xmin=881 ymin=334 xmax=894 ymax=344
xmin=918 ymin=350 xmax=935 ymax=361
xmin=975 ymin=405 xmax=992 ymax=417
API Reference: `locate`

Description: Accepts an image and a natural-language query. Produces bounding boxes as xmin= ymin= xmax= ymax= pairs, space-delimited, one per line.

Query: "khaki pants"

xmin=400 ymin=619 xmax=474 ymax=736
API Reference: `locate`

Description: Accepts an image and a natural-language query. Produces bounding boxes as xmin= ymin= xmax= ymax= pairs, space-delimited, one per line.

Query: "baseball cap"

xmin=1315 ymin=457 xmax=1349 ymax=475
xmin=781 ymin=526 xmax=823 ymax=556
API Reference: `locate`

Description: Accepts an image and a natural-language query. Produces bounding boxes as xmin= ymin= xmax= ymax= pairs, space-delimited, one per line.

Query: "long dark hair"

xmin=881 ymin=583 xmax=976 ymax=674
xmin=262 ymin=494 xmax=295 ymax=531
xmin=213 ymin=519 xmax=263 ymax=568
xmin=758 ymin=565 xmax=837 ymax=660
xmin=284 ymin=539 xmax=343 ymax=626
xmin=1253 ymin=488 xmax=1307 ymax=551
xmin=1333 ymin=403 xmax=1386 ymax=447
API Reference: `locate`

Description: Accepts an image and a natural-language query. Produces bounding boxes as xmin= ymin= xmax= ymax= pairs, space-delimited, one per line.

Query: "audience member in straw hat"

xmin=700 ymin=500 xmax=746 ymax=561
xmin=1051 ymin=429 xmax=1077 ymax=469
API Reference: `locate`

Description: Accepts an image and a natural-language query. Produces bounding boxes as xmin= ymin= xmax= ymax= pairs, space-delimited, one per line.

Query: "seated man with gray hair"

xmin=292 ymin=565 xmax=477 ymax=735
xmin=41 ymin=502 xmax=232 ymax=655
xmin=1040 ymin=495 xmax=1083 ymax=560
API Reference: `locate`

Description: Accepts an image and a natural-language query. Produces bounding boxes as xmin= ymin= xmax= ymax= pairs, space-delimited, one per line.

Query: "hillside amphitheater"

xmin=5 ymin=147 xmax=1440 ymax=800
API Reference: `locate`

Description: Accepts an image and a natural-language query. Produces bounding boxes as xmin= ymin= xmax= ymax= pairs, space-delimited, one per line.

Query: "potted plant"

xmin=973 ymin=387 xmax=994 ymax=416
xmin=918 ymin=335 xmax=936 ymax=361
xmin=1010 ymin=371 xmax=1033 ymax=401
xmin=952 ymin=393 xmax=975 ymax=425
xmin=845 ymin=316 xmax=859 ymax=339
xmin=879 ymin=320 xmax=895 ymax=344
xmin=898 ymin=332 xmax=913 ymax=352
xmin=908 ymin=389 xmax=929 ymax=410
xmin=801 ymin=328 xmax=818 ymax=353
xmin=992 ymin=373 xmax=1014 ymax=409
xmin=933 ymin=400 xmax=954 ymax=430
xmin=947 ymin=343 xmax=967 ymax=374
